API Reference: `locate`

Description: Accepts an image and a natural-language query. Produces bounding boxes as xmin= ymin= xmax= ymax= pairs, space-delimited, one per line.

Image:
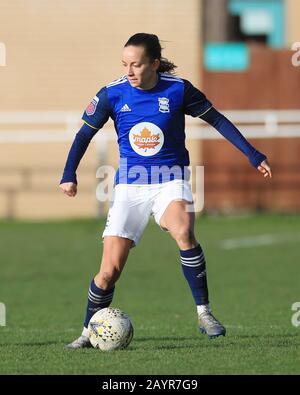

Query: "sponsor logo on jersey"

xmin=158 ymin=97 xmax=170 ymax=113
xmin=129 ymin=122 xmax=164 ymax=157
xmin=86 ymin=96 xmax=99 ymax=116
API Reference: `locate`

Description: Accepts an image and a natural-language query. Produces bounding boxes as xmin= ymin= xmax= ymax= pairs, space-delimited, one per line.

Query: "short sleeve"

xmin=82 ymin=87 xmax=111 ymax=130
xmin=183 ymin=79 xmax=213 ymax=117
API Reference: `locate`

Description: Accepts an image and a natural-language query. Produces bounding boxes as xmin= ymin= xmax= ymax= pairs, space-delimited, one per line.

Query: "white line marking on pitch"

xmin=221 ymin=233 xmax=300 ymax=250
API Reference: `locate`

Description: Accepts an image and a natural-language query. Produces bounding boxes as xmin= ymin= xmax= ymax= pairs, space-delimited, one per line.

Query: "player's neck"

xmin=138 ymin=73 xmax=158 ymax=91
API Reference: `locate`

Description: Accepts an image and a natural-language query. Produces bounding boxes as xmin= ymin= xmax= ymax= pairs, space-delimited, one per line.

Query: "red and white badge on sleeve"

xmin=86 ymin=96 xmax=99 ymax=116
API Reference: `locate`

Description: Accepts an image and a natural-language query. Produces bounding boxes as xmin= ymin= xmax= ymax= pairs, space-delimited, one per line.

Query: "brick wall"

xmin=202 ymin=46 xmax=300 ymax=213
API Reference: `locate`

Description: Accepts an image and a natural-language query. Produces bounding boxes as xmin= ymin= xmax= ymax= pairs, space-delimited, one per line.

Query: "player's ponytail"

xmin=158 ymin=57 xmax=177 ymax=74
xmin=124 ymin=33 xmax=177 ymax=75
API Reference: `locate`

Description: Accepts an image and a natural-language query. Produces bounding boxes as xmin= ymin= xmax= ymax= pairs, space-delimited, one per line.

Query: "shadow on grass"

xmin=2 ymin=333 xmax=298 ymax=350
xmin=131 ymin=332 xmax=300 ymax=350
xmin=134 ymin=336 xmax=197 ymax=342
xmin=131 ymin=335 xmax=229 ymax=350
xmin=237 ymin=333 xmax=299 ymax=340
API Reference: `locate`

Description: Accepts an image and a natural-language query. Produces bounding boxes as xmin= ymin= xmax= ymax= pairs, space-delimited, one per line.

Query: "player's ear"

xmin=152 ymin=58 xmax=160 ymax=71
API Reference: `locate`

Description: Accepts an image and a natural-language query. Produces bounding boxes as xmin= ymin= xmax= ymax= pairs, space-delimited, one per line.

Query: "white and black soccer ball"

xmin=88 ymin=307 xmax=134 ymax=351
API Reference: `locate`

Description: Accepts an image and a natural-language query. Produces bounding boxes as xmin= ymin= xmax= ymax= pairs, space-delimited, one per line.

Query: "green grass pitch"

xmin=0 ymin=214 xmax=299 ymax=374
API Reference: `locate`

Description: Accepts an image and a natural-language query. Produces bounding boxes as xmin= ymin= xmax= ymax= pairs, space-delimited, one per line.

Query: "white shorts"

xmin=102 ymin=179 xmax=194 ymax=247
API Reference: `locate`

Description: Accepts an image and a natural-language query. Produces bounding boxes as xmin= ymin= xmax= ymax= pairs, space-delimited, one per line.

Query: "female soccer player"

xmin=60 ymin=33 xmax=272 ymax=348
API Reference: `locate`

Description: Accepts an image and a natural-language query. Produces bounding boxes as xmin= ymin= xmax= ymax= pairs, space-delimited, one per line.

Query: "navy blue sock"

xmin=83 ymin=279 xmax=115 ymax=328
xmin=180 ymin=244 xmax=209 ymax=305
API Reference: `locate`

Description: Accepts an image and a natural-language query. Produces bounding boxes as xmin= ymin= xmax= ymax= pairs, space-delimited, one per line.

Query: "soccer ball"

xmin=88 ymin=307 xmax=134 ymax=351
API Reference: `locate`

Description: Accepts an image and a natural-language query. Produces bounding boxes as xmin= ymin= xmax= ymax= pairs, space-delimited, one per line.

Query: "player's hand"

xmin=59 ymin=182 xmax=77 ymax=197
xmin=257 ymin=159 xmax=272 ymax=179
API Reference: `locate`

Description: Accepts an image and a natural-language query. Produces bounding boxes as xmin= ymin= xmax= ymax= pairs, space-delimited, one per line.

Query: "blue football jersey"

xmin=82 ymin=73 xmax=212 ymax=184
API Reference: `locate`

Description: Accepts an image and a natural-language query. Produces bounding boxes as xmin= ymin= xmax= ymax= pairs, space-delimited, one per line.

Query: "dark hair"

xmin=124 ymin=33 xmax=177 ymax=74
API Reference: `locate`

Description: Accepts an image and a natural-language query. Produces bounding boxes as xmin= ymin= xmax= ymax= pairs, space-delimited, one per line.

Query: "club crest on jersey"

xmin=158 ymin=97 xmax=170 ymax=113
xmin=129 ymin=122 xmax=164 ymax=157
xmin=86 ymin=96 xmax=99 ymax=116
